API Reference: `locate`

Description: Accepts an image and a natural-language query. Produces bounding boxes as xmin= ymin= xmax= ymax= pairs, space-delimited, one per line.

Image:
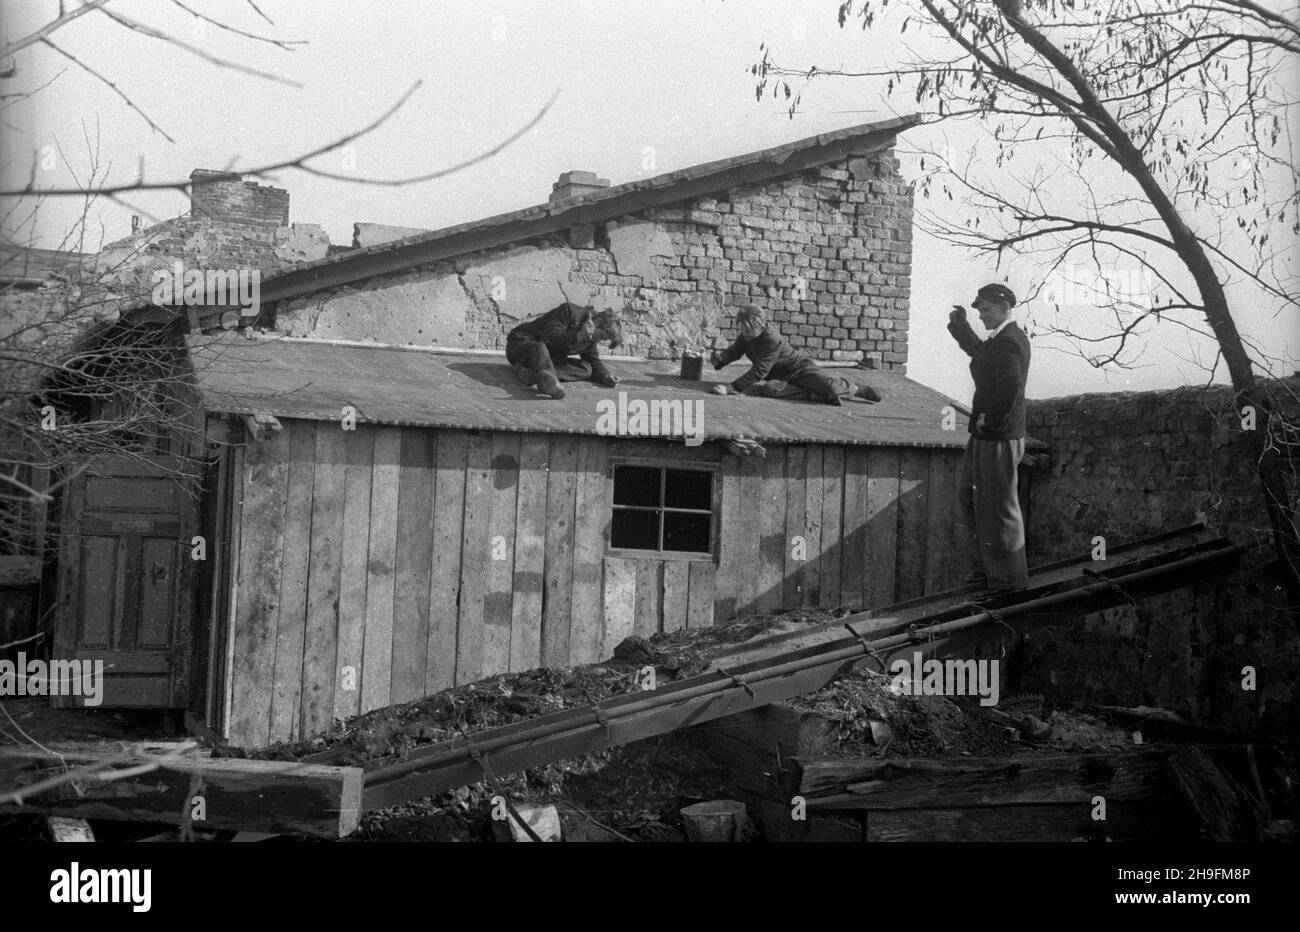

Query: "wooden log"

xmin=701 ymin=704 xmax=837 ymax=759
xmin=800 ymin=749 xmax=1174 ymax=810
xmin=4 ymin=756 xmax=363 ymax=839
xmin=1165 ymin=746 xmax=1262 ymax=841
xmin=864 ymin=799 xmax=1181 ymax=843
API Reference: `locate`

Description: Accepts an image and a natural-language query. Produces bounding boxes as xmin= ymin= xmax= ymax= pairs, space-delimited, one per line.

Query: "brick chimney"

xmin=190 ymin=169 xmax=290 ymax=226
xmin=549 ymin=170 xmax=610 ymax=204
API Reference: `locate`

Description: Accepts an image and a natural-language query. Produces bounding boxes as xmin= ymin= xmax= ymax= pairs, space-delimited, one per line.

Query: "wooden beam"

xmin=240 ymin=413 xmax=282 ymax=442
xmin=3 ymin=755 xmax=363 ymax=839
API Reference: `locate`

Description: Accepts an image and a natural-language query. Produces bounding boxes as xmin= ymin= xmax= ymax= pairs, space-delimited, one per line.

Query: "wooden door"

xmin=54 ymin=456 xmax=199 ymax=708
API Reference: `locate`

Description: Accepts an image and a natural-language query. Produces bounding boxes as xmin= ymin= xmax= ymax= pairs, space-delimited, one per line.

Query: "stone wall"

xmin=274 ymin=151 xmax=913 ymax=369
xmin=1016 ymin=379 xmax=1300 ymax=736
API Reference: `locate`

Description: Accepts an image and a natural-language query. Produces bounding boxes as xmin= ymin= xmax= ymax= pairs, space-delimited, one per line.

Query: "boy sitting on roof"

xmin=507 ymin=302 xmax=623 ymax=400
xmin=708 ymin=305 xmax=880 ymax=405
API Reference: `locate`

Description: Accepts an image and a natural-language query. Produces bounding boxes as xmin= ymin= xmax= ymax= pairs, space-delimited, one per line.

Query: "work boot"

xmin=512 ymin=364 xmax=535 ymax=387
xmin=535 ymin=370 xmax=566 ymax=399
xmin=856 ymin=384 xmax=882 ymax=403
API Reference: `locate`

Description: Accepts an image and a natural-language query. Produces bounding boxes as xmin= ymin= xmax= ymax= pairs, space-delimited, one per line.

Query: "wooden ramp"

xmin=358 ymin=524 xmax=1243 ymax=811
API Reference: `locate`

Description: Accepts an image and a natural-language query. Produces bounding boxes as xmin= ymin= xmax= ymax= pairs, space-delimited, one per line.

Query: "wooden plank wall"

xmin=225 ymin=420 xmax=968 ymax=748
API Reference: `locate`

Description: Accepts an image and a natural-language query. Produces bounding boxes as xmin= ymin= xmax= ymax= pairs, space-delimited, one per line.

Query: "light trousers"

xmin=957 ymin=435 xmax=1029 ymax=589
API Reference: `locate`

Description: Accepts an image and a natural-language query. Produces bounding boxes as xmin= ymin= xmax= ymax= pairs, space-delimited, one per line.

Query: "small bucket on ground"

xmin=680 ymin=351 xmax=704 ymax=381
xmin=680 ymin=800 xmax=749 ymax=842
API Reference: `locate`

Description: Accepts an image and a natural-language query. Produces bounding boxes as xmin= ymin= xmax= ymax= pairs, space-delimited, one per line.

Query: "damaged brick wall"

xmin=1017 ymin=379 xmax=1300 ymax=736
xmin=274 ymin=150 xmax=913 ymax=369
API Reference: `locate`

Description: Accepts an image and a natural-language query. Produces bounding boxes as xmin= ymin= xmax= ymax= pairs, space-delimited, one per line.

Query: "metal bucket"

xmin=680 ymin=351 xmax=704 ymax=381
xmin=680 ymin=800 xmax=749 ymax=842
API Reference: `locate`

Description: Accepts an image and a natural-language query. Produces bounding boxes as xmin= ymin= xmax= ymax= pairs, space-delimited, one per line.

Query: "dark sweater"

xmin=713 ymin=328 xmax=818 ymax=393
xmin=508 ymin=302 xmax=610 ymax=381
xmin=947 ymin=317 xmax=1031 ymax=440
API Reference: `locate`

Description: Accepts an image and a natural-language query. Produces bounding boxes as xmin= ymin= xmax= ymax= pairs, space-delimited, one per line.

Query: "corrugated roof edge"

xmin=259 ymin=114 xmax=921 ymax=305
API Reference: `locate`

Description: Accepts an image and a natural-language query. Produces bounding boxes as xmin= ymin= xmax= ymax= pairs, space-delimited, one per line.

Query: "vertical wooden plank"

xmin=895 ymin=449 xmax=930 ymax=602
xmin=633 ymin=559 xmax=663 ymax=637
xmin=865 ymin=448 xmax=901 ymax=609
xmin=925 ymin=449 xmax=959 ymax=594
xmin=456 ymin=432 xmax=493 ymax=683
xmin=732 ymin=454 xmax=764 ymax=617
xmin=221 ymin=444 xmax=247 ymax=740
xmin=300 ymin=425 xmax=346 ymax=739
xmin=540 ymin=439 xmax=578 ymax=666
xmin=839 ymin=446 xmax=870 ymax=611
xmin=483 ymin=432 xmax=520 ymax=677
xmin=602 ymin=557 xmax=636 ymax=648
xmin=686 ymin=561 xmax=715 ymax=629
xmin=333 ymin=426 xmax=373 ymax=724
xmin=510 ymin=438 xmax=549 ymax=671
xmin=949 ymin=448 xmax=973 ymax=582
xmin=784 ymin=445 xmax=807 ymax=609
xmin=228 ymin=431 xmax=278 ymax=737
xmin=661 ymin=561 xmax=690 ymax=632
xmin=270 ymin=421 xmax=316 ymax=743
xmin=819 ymin=446 xmax=846 ymax=610
xmin=757 ymin=446 xmax=787 ymax=613
xmin=361 ymin=426 xmax=401 ymax=712
xmin=802 ymin=445 xmax=824 ymax=608
xmin=712 ymin=455 xmax=742 ymax=625
xmin=391 ymin=428 xmax=436 ymax=704
xmin=570 ymin=438 xmax=609 ymax=662
xmin=427 ymin=430 xmax=467 ymax=694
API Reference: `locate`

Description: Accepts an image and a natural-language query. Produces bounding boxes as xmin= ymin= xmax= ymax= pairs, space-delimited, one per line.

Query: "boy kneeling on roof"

xmin=708 ymin=305 xmax=880 ymax=405
xmin=507 ymin=302 xmax=623 ymax=400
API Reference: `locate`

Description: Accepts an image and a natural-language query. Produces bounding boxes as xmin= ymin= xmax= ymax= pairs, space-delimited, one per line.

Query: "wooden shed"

xmin=166 ymin=332 xmax=992 ymax=748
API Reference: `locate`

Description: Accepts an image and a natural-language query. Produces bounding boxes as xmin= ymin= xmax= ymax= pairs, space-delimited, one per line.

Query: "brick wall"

xmin=190 ymin=169 xmax=290 ymax=226
xmin=1016 ymin=379 xmax=1300 ymax=736
xmin=275 ymin=150 xmax=913 ymax=369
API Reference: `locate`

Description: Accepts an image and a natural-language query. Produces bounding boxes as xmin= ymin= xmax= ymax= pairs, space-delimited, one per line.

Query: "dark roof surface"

xmin=187 ymin=333 xmax=971 ymax=449
xmin=259 ymin=114 xmax=921 ymax=304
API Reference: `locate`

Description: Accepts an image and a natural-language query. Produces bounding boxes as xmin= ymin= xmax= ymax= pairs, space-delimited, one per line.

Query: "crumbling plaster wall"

xmin=274 ymin=151 xmax=914 ymax=369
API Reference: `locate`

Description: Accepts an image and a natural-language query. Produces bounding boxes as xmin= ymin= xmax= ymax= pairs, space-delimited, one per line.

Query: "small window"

xmin=611 ymin=465 xmax=715 ymax=555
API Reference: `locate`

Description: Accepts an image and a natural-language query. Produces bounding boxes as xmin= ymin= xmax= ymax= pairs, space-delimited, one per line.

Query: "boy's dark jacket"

xmin=946 ymin=316 xmax=1031 ymax=440
xmin=713 ymin=327 xmax=818 ymax=393
xmin=508 ymin=302 xmax=611 ymax=381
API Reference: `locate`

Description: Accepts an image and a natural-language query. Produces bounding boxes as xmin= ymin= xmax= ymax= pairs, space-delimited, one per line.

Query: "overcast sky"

xmin=2 ymin=0 xmax=1295 ymax=401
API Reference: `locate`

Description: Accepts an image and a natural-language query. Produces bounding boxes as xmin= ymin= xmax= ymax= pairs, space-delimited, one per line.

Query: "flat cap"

xmin=976 ymin=283 xmax=1017 ymax=306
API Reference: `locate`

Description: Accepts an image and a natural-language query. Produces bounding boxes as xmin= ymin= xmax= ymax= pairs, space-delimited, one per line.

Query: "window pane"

xmin=611 ymin=508 xmax=660 ymax=550
xmin=663 ymin=511 xmax=711 ymax=553
xmin=663 ymin=469 xmax=712 ymax=510
xmin=613 ymin=465 xmax=661 ymax=507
